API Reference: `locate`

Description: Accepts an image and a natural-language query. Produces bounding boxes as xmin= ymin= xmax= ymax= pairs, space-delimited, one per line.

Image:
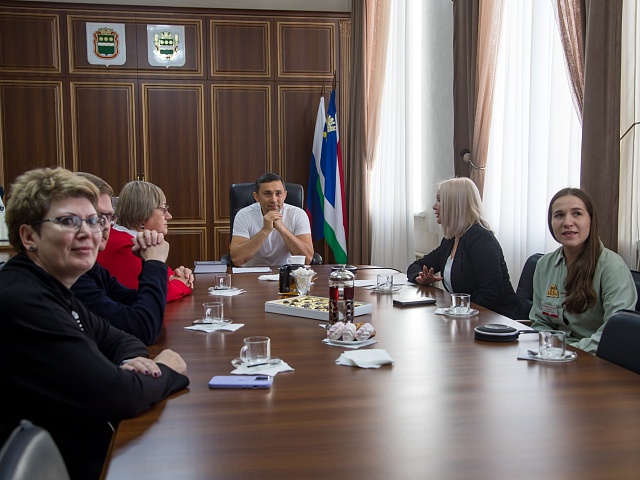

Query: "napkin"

xmin=208 ymin=288 xmax=245 ymax=296
xmin=336 ymin=349 xmax=395 ymax=369
xmin=322 ymin=338 xmax=378 ymax=349
xmin=231 ymin=360 xmax=294 ymax=376
xmin=434 ymin=308 xmax=449 ymax=315
xmin=184 ymin=323 xmax=244 ymax=333
xmin=258 ymin=274 xmax=280 ymax=281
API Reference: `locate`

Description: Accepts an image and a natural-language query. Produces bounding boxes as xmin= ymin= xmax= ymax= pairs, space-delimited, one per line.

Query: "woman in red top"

xmin=98 ymin=181 xmax=193 ymax=302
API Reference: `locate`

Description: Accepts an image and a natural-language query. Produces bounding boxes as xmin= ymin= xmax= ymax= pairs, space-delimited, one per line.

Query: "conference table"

xmin=104 ymin=266 xmax=640 ymax=480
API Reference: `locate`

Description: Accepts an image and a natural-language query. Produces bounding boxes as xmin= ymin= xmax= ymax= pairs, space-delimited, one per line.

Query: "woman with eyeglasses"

xmin=71 ymin=172 xmax=171 ymax=345
xmin=0 ymin=167 xmax=189 ymax=480
xmin=97 ymin=180 xmax=193 ymax=302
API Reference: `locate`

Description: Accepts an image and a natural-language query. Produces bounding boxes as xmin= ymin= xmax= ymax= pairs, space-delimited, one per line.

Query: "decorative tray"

xmin=265 ymin=295 xmax=373 ymax=321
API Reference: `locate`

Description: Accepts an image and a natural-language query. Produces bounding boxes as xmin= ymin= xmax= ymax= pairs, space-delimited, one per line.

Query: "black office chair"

xmin=0 ymin=420 xmax=70 ymax=480
xmin=222 ymin=182 xmax=322 ymax=266
xmin=630 ymin=269 xmax=640 ymax=311
xmin=515 ymin=253 xmax=543 ymax=316
xmin=596 ymin=310 xmax=640 ymax=375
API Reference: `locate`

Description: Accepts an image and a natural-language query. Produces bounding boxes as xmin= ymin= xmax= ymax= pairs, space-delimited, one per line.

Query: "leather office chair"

xmin=0 ymin=419 xmax=70 ymax=480
xmin=515 ymin=253 xmax=543 ymax=317
xmin=630 ymin=269 xmax=640 ymax=311
xmin=222 ymin=182 xmax=322 ymax=266
xmin=596 ymin=309 xmax=640 ymax=374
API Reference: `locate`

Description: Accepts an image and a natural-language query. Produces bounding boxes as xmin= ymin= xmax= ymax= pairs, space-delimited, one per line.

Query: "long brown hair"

xmin=547 ymin=188 xmax=601 ymax=313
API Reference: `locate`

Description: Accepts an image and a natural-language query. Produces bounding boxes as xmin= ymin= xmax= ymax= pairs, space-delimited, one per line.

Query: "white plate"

xmin=528 ymin=350 xmax=577 ymax=363
xmin=231 ymin=357 xmax=281 ymax=369
xmin=369 ymin=286 xmax=401 ymax=294
xmin=192 ymin=318 xmax=233 ymax=325
xmin=443 ymin=308 xmax=479 ymax=317
xmin=325 ymin=338 xmax=374 ymax=346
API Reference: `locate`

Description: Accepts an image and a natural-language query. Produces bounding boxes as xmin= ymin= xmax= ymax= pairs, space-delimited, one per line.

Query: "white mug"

xmin=287 ymin=255 xmax=306 ymax=265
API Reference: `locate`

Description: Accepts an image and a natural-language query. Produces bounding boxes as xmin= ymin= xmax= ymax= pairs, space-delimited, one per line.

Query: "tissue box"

xmin=265 ymin=295 xmax=373 ymax=321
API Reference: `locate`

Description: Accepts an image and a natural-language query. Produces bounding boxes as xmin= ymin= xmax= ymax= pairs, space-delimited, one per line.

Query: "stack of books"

xmin=193 ymin=261 xmax=228 ymax=274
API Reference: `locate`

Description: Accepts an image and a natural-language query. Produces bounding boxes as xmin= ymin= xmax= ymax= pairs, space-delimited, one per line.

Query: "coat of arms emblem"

xmin=153 ymin=31 xmax=179 ymax=60
xmin=93 ymin=27 xmax=119 ymax=59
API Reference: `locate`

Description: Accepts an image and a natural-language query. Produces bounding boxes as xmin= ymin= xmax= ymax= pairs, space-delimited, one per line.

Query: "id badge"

xmin=541 ymin=301 xmax=559 ymax=319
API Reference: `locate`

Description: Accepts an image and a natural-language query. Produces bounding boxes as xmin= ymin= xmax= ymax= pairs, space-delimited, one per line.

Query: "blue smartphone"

xmin=208 ymin=375 xmax=273 ymax=389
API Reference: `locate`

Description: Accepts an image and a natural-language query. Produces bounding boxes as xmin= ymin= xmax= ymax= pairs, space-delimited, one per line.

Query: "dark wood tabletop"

xmin=103 ymin=266 xmax=640 ymax=480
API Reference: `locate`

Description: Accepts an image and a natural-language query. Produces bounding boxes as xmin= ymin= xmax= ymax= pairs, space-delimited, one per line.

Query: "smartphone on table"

xmin=208 ymin=375 xmax=273 ymax=389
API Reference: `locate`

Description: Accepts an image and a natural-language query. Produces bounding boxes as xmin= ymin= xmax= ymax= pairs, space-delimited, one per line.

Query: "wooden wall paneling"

xmin=134 ymin=17 xmax=204 ymax=77
xmin=68 ymin=14 xmax=139 ymax=75
xmin=142 ymin=82 xmax=207 ymax=264
xmin=278 ymin=84 xmax=325 ymax=187
xmin=0 ymin=81 xmax=64 ymax=188
xmin=0 ymin=10 xmax=61 ymax=74
xmin=211 ymin=84 xmax=272 ymax=223
xmin=214 ymin=226 xmax=230 ymax=260
xmin=277 ymin=20 xmax=336 ymax=79
xmin=210 ymin=19 xmax=271 ymax=78
xmin=164 ymin=226 xmax=206 ymax=271
xmin=141 ymin=83 xmax=206 ymax=221
xmin=70 ymin=81 xmax=137 ymax=191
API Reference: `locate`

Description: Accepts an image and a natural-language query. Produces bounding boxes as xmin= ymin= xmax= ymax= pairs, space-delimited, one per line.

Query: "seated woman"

xmin=0 ymin=167 xmax=189 ymax=480
xmin=71 ymin=172 xmax=170 ymax=345
xmin=407 ymin=177 xmax=528 ymax=320
xmin=97 ymin=180 xmax=193 ymax=302
xmin=530 ymin=187 xmax=637 ymax=354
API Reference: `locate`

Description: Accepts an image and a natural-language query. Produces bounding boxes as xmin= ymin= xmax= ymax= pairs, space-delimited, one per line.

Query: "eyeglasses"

xmin=99 ymin=212 xmax=118 ymax=226
xmin=156 ymin=205 xmax=170 ymax=214
xmin=31 ymin=215 xmax=106 ymax=233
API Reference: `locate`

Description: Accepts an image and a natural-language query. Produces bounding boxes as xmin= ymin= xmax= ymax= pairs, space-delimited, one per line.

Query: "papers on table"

xmin=231 ymin=360 xmax=294 ymax=376
xmin=232 ymin=267 xmax=272 ymax=274
xmin=185 ymin=323 xmax=244 ymax=333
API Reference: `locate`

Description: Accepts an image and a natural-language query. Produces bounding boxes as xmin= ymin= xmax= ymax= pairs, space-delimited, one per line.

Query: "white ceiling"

xmin=15 ymin=0 xmax=351 ymax=11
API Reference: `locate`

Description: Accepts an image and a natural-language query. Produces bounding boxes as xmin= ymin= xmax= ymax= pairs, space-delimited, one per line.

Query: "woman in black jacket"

xmin=0 ymin=167 xmax=189 ymax=480
xmin=407 ymin=177 xmax=528 ymax=320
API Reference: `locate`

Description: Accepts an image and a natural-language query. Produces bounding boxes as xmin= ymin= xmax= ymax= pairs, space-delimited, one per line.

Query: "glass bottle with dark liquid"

xmin=329 ymin=265 xmax=355 ymax=324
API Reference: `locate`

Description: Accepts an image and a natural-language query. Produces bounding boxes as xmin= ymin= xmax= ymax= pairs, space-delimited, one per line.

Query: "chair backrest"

xmin=229 ymin=182 xmax=304 ymax=235
xmin=515 ymin=253 xmax=543 ymax=312
xmin=630 ymin=270 xmax=640 ymax=311
xmin=0 ymin=420 xmax=70 ymax=480
xmin=596 ymin=310 xmax=640 ymax=374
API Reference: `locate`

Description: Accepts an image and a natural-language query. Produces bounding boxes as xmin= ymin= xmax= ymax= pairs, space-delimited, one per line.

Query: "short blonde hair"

xmin=438 ymin=177 xmax=490 ymax=238
xmin=5 ymin=167 xmax=99 ymax=254
xmin=115 ymin=181 xmax=166 ymax=230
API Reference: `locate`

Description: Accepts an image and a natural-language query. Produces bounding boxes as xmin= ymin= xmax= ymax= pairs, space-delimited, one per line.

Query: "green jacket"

xmin=530 ymin=245 xmax=637 ymax=354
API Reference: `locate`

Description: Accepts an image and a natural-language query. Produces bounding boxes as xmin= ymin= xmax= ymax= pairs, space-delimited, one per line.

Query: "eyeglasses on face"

xmin=156 ymin=205 xmax=170 ymax=214
xmin=31 ymin=215 xmax=106 ymax=233
xmin=99 ymin=212 xmax=118 ymax=226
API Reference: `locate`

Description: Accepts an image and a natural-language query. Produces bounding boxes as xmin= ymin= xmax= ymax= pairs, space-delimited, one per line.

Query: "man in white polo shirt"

xmin=230 ymin=173 xmax=313 ymax=267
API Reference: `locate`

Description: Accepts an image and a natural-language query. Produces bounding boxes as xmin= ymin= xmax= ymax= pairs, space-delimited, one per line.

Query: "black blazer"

xmin=407 ymin=224 xmax=529 ymax=320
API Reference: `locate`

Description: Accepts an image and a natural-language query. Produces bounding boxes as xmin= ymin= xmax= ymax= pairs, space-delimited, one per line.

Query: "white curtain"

xmin=370 ymin=0 xmax=414 ymax=271
xmin=482 ymin=0 xmax=582 ymax=288
xmin=370 ymin=0 xmax=454 ymax=271
xmin=618 ymin=0 xmax=640 ymax=270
